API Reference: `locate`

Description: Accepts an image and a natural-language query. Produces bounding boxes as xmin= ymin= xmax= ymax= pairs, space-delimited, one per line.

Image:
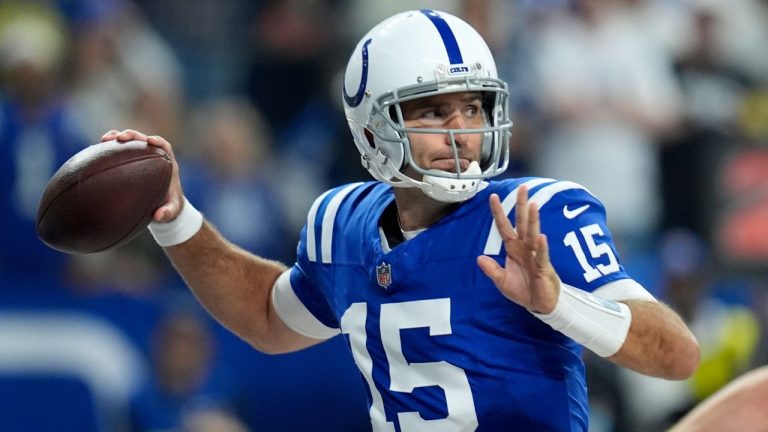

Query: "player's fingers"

xmin=534 ymin=234 xmax=551 ymax=271
xmin=476 ymin=255 xmax=505 ymax=287
xmin=152 ymin=197 xmax=182 ymax=223
xmin=515 ymin=186 xmax=528 ymax=240
xmin=100 ymin=130 xmax=120 ymax=142
xmin=526 ymin=202 xmax=541 ymax=249
xmin=116 ymin=129 xmax=148 ymax=143
xmin=489 ymin=194 xmax=517 ymax=241
xmin=147 ymin=135 xmax=175 ymax=159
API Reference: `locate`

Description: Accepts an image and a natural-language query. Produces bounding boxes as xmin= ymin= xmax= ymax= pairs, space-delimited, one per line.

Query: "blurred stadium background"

xmin=1 ymin=0 xmax=768 ymax=431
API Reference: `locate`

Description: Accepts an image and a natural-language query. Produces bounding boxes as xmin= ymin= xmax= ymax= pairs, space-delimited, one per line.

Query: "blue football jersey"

xmin=274 ymin=178 xmax=641 ymax=432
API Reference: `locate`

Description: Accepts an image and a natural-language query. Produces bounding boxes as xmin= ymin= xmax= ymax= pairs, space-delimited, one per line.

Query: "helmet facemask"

xmin=364 ymin=75 xmax=512 ymax=202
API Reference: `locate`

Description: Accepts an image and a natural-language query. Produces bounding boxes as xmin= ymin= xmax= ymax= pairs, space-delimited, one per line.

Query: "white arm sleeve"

xmin=592 ymin=278 xmax=657 ymax=303
xmin=532 ymin=281 xmax=634 ymax=357
xmin=271 ymin=270 xmax=340 ymax=340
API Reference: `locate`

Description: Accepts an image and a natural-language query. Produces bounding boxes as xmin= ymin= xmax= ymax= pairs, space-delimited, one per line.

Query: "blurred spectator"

xmin=687 ymin=0 xmax=768 ymax=84
xmin=241 ymin=0 xmax=362 ymax=229
xmin=0 ymin=1 xmax=89 ymax=287
xmin=247 ymin=0 xmax=342 ymax=132
xmin=135 ymin=0 xmax=259 ymax=103
xmin=529 ymin=0 xmax=683 ymax=256
xmin=622 ymin=0 xmax=695 ymax=60
xmin=130 ymin=304 xmax=240 ymax=432
xmin=341 ymin=0 xmax=461 ymax=43
xmin=494 ymin=1 xmax=568 ymax=178
xmin=181 ymin=98 xmax=294 ymax=262
xmin=661 ymin=6 xmax=755 ymax=236
xmin=59 ymin=0 xmax=184 ymax=142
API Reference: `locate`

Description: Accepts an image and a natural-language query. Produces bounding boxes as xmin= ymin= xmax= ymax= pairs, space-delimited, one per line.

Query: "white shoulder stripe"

xmin=271 ymin=270 xmax=340 ymax=340
xmin=483 ymin=178 xmax=555 ymax=255
xmin=529 ymin=180 xmax=594 ymax=209
xmin=321 ymin=182 xmax=364 ymax=263
xmin=306 ymin=189 xmax=334 ymax=262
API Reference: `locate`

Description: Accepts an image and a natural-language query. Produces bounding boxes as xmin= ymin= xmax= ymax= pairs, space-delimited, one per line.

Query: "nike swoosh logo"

xmin=563 ymin=204 xmax=590 ymax=219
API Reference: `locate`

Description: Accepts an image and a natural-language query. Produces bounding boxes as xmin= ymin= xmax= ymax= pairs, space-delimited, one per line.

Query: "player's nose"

xmin=444 ymin=126 xmax=471 ymax=149
xmin=444 ymin=110 xmax=467 ymax=130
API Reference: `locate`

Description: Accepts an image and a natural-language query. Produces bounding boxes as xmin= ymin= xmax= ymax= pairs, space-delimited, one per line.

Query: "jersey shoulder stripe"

xmin=306 ymin=189 xmax=333 ymax=263
xmin=530 ymin=181 xmax=597 ymax=210
xmin=482 ymin=177 xmax=556 ymax=255
xmin=483 ymin=180 xmax=598 ymax=256
xmin=306 ymin=182 xmax=366 ymax=263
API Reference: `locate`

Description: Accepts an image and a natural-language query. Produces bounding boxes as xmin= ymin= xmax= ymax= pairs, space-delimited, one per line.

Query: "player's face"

xmin=401 ymin=92 xmax=484 ymax=174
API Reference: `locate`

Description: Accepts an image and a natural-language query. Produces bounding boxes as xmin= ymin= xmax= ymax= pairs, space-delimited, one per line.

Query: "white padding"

xmin=532 ymin=282 xmax=632 ymax=357
xmin=271 ymin=270 xmax=340 ymax=340
xmin=148 ymin=197 xmax=204 ymax=247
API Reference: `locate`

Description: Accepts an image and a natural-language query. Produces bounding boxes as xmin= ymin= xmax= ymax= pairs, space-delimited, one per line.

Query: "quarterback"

xmin=103 ymin=10 xmax=699 ymax=432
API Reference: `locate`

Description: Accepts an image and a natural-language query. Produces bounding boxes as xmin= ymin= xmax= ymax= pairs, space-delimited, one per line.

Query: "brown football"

xmin=36 ymin=140 xmax=172 ymax=254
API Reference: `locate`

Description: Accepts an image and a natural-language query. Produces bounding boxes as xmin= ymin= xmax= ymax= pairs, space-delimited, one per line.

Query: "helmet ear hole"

xmin=363 ymin=128 xmax=376 ymax=149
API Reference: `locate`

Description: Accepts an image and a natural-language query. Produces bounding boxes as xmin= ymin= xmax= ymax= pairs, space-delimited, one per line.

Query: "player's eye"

xmin=411 ymin=108 xmax=445 ymax=126
xmin=422 ymin=109 xmax=442 ymax=120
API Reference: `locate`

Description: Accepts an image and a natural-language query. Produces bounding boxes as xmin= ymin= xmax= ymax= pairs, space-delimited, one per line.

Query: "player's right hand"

xmin=477 ymin=186 xmax=562 ymax=314
xmin=100 ymin=129 xmax=185 ymax=224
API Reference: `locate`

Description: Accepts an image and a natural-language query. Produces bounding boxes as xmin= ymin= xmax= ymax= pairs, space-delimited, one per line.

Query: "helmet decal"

xmin=343 ymin=38 xmax=372 ymax=108
xmin=419 ymin=9 xmax=463 ymax=65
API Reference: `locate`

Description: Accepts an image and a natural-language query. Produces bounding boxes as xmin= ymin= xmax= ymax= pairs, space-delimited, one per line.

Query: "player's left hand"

xmin=477 ymin=186 xmax=561 ymax=314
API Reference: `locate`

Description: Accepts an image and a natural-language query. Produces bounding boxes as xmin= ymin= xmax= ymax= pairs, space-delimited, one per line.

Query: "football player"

xmin=103 ymin=9 xmax=699 ymax=432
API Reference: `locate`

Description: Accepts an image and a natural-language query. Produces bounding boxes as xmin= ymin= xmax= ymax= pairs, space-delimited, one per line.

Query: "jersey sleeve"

xmin=532 ymin=181 xmax=654 ymax=300
xmin=271 ymin=190 xmax=345 ymax=340
xmin=272 ymin=263 xmax=340 ymax=340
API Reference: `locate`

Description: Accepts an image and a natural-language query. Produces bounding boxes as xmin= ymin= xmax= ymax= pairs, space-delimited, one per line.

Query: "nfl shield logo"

xmin=376 ymin=262 xmax=392 ymax=288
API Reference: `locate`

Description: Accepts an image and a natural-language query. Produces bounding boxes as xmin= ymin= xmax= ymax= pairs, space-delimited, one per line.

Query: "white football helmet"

xmin=343 ymin=9 xmax=512 ymax=202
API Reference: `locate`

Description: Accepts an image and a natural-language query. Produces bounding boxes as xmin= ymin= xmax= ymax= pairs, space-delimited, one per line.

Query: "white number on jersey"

xmin=563 ymin=224 xmax=620 ymax=283
xmin=340 ymin=299 xmax=478 ymax=432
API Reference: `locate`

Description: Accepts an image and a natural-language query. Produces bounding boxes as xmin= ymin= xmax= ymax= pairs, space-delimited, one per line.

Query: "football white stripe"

xmin=306 ymin=189 xmax=334 ymax=262
xmin=483 ymin=178 xmax=555 ymax=255
xmin=321 ymin=182 xmax=364 ymax=263
xmin=271 ymin=270 xmax=340 ymax=339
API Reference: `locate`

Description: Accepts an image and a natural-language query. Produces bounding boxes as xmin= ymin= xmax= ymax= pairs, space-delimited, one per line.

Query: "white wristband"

xmin=148 ymin=197 xmax=204 ymax=247
xmin=532 ymin=282 xmax=632 ymax=357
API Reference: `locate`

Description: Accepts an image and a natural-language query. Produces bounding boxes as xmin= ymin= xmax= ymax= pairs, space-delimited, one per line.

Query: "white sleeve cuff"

xmin=271 ymin=270 xmax=340 ymax=340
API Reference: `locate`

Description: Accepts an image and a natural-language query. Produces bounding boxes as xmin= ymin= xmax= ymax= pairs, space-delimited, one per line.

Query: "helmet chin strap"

xmin=421 ymin=161 xmax=483 ymax=202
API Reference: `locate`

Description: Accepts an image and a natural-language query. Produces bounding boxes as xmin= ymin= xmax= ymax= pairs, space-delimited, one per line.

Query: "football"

xmin=36 ymin=140 xmax=172 ymax=254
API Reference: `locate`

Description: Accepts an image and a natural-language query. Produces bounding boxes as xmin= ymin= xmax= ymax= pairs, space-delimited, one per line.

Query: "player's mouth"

xmin=431 ymin=158 xmax=471 ymax=172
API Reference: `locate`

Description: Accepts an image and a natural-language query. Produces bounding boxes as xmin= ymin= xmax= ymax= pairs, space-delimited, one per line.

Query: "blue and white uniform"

xmin=273 ymin=178 xmax=654 ymax=432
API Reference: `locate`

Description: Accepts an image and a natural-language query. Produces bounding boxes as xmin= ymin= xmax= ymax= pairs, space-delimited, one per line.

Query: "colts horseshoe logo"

xmin=343 ymin=38 xmax=372 ymax=108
